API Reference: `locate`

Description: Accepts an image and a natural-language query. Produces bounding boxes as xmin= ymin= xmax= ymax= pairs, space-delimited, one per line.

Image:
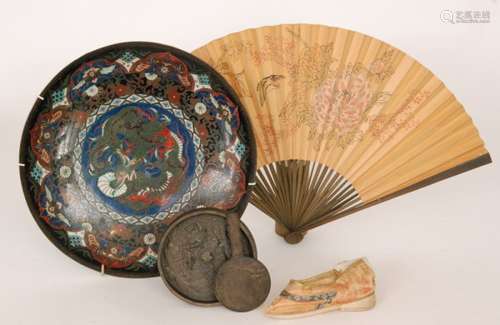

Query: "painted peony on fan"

xmin=193 ymin=24 xmax=492 ymax=244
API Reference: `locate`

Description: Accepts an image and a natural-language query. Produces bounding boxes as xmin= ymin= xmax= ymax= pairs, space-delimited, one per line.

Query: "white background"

xmin=1 ymin=0 xmax=499 ymax=324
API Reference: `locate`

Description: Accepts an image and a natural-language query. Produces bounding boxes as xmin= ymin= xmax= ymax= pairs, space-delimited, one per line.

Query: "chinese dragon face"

xmin=20 ymin=43 xmax=255 ymax=276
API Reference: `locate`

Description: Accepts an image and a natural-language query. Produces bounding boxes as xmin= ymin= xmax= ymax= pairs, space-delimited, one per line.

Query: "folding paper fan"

xmin=193 ymin=24 xmax=491 ymax=243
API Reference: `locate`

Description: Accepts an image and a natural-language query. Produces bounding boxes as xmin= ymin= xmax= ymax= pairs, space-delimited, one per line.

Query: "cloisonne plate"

xmin=19 ymin=42 xmax=256 ymax=277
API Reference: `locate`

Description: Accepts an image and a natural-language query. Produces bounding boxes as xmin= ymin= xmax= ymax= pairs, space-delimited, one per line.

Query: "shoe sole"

xmin=265 ymin=293 xmax=376 ymax=319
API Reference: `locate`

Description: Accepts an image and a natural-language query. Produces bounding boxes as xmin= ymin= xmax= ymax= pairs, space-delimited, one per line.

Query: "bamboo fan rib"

xmin=253 ymin=160 xmax=362 ymax=243
xmin=193 ymin=24 xmax=491 ymax=244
